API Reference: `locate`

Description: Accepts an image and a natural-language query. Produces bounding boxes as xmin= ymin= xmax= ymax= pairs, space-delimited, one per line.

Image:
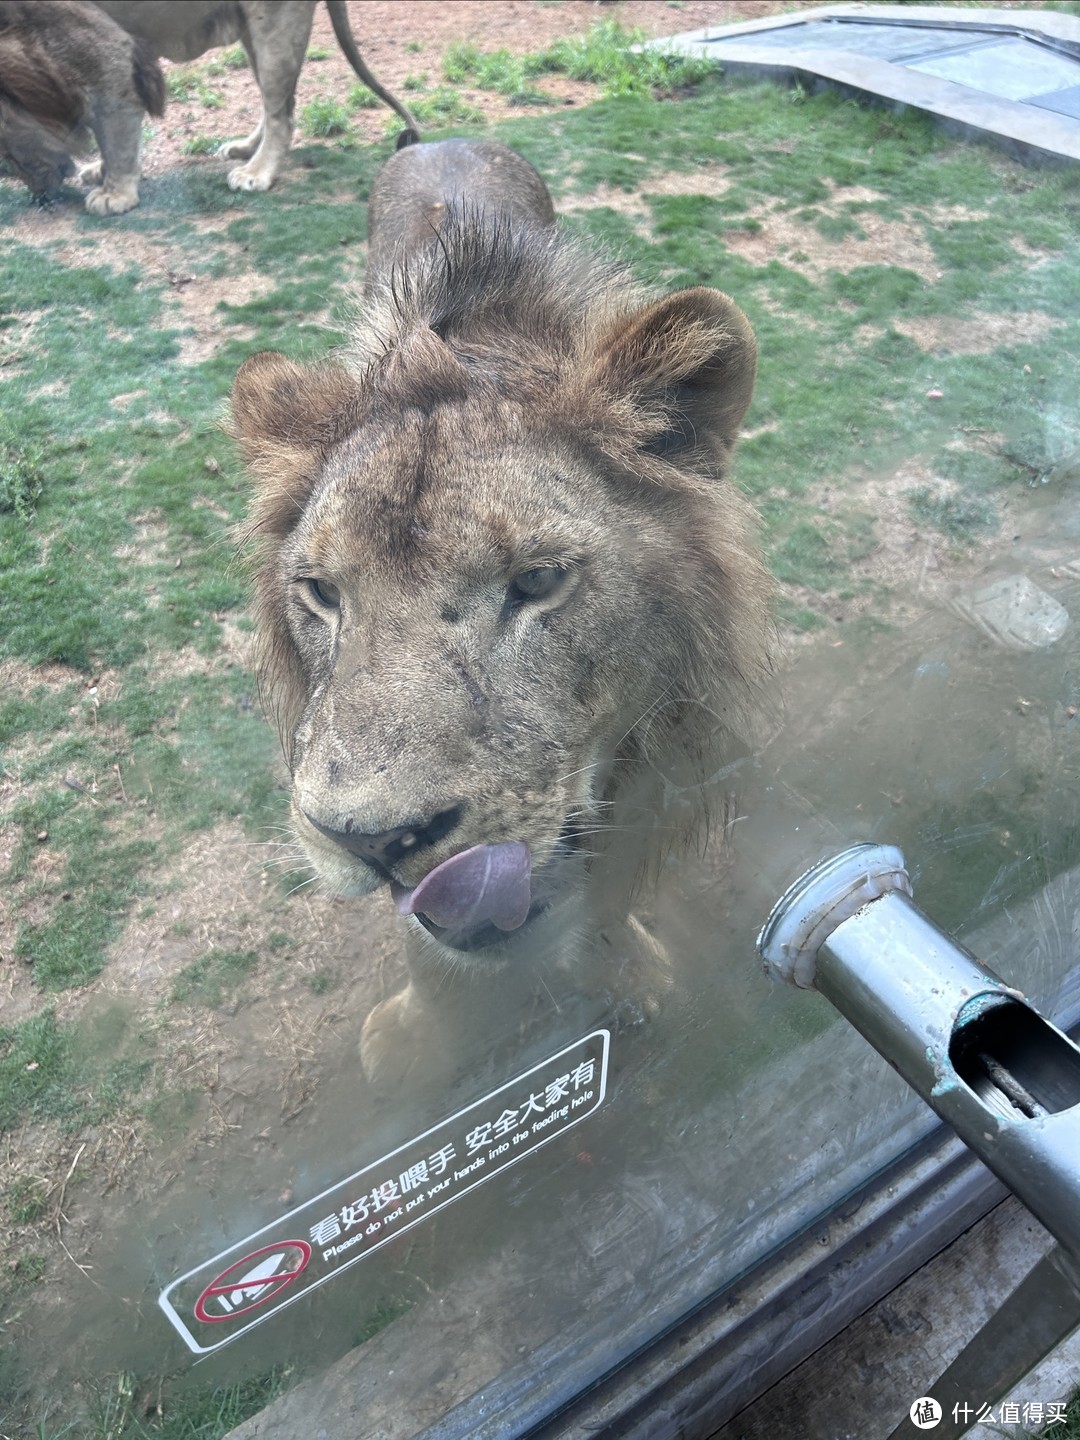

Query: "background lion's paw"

xmin=220 ymin=136 xmax=259 ymax=162
xmin=84 ymin=183 xmax=139 ymax=215
xmin=227 ymin=163 xmax=274 ymax=193
xmin=77 ymin=159 xmax=104 ymax=186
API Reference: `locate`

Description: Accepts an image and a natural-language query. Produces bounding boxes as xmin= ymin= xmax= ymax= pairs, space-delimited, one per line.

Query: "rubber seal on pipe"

xmin=757 ymin=843 xmax=912 ymax=990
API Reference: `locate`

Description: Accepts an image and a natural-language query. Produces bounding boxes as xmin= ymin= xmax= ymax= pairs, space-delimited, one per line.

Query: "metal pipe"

xmin=757 ymin=844 xmax=1080 ymax=1438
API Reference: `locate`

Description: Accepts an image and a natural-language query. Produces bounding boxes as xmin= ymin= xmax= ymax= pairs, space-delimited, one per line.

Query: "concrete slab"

xmin=658 ymin=4 xmax=1080 ymax=165
xmin=906 ymin=35 xmax=1080 ymax=102
xmin=1033 ymin=83 xmax=1080 ymax=120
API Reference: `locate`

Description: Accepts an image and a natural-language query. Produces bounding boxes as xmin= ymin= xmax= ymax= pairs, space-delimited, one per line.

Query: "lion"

xmin=88 ymin=1 xmax=418 ymax=198
xmin=231 ymin=137 xmax=772 ymax=1089
xmin=0 ymin=0 xmax=164 ymax=214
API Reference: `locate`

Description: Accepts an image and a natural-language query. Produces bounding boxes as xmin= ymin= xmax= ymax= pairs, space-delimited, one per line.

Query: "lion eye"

xmin=306 ymin=577 xmax=341 ymax=610
xmin=511 ymin=566 xmax=565 ymax=603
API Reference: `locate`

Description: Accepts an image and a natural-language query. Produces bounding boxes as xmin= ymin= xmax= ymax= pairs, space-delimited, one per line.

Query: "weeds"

xmin=391 ymin=87 xmax=484 ymax=129
xmin=442 ymin=42 xmax=553 ymax=105
xmin=182 ymin=136 xmax=219 ymax=157
xmin=165 ymin=69 xmax=223 ymax=109
xmin=203 ymin=45 xmax=247 ymax=74
xmin=443 ymin=19 xmax=714 ymax=102
xmin=0 ymin=434 xmax=43 ymax=520
xmin=348 ymin=82 xmax=381 ymax=109
xmin=299 ymin=96 xmax=351 ymax=137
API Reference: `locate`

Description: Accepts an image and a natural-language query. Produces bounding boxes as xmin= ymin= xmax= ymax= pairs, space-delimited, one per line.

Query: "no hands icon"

xmin=194 ymin=1241 xmax=311 ymax=1324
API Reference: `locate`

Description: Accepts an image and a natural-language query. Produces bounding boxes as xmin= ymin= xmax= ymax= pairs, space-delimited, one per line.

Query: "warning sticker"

xmin=160 ymin=1029 xmax=609 ymax=1354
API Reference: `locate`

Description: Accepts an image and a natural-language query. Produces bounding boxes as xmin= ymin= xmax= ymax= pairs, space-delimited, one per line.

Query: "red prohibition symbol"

xmin=194 ymin=1241 xmax=312 ymax=1323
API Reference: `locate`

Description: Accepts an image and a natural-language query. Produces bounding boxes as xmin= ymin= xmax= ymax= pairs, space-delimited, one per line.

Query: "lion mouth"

xmin=391 ymin=839 xmax=533 ymax=947
xmin=387 ymin=829 xmax=587 ymax=954
xmin=411 ymin=898 xmax=552 ymax=953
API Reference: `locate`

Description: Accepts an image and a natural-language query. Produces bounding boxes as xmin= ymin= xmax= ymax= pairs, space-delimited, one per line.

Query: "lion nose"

xmin=303 ymin=804 xmax=464 ymax=870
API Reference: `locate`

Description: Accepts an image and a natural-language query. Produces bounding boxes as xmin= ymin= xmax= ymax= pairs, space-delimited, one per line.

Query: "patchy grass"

xmin=0 ymin=1008 xmax=151 ymax=1135
xmin=906 ymin=485 xmax=1000 ymax=543
xmin=165 ymin=69 xmax=224 ymax=109
xmin=393 ymin=86 xmax=485 ymax=128
xmin=30 ymin=1368 xmax=290 ymax=1440
xmin=299 ymin=95 xmax=351 ymax=138
xmin=182 ymin=136 xmax=220 ymax=158
xmin=203 ymin=45 xmax=248 ymax=74
xmin=348 ymin=80 xmax=383 ymax=110
xmin=442 ymin=19 xmax=715 ymax=103
xmin=0 ymin=430 xmax=43 ymax=521
xmin=170 ymin=948 xmax=258 ymax=1008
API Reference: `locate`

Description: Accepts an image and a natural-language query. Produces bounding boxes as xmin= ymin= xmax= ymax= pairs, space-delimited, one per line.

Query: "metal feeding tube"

xmin=757 ymin=844 xmax=1080 ymax=1440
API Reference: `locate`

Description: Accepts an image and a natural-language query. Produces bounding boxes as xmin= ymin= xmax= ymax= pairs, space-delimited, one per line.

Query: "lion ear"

xmin=231 ymin=352 xmax=359 ymax=535
xmin=231 ymin=351 xmax=358 ymax=451
xmin=590 ymin=288 xmax=757 ymax=462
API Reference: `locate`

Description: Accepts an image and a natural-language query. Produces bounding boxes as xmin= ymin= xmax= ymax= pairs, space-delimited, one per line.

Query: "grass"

xmin=165 ymin=69 xmax=224 ymax=109
xmin=906 ymin=484 xmax=1000 ymax=543
xmin=170 ymin=948 xmax=258 ymax=1007
xmin=0 ymin=1007 xmax=151 ymax=1134
xmin=202 ymin=46 xmax=247 ymax=75
xmin=182 ymin=136 xmax=219 ymax=158
xmin=29 ymin=1369 xmax=290 ymax=1440
xmin=0 ymin=20 xmax=1079 ymax=1438
xmin=0 ymin=431 xmax=43 ymax=520
xmin=443 ymin=19 xmax=715 ymax=101
xmin=299 ymin=95 xmax=351 ymax=138
xmin=348 ymin=81 xmax=382 ymax=110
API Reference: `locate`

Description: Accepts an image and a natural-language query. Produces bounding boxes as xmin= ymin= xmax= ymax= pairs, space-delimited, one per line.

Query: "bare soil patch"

xmin=893 ymin=309 xmax=1062 ymax=355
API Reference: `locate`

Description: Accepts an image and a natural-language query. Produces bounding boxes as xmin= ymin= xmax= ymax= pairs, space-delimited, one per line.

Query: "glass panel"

xmin=2 ymin=35 xmax=1078 ymax=1440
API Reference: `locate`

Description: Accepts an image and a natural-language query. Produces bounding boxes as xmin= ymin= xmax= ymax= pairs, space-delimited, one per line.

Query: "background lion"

xmin=0 ymin=0 xmax=164 ymax=213
xmin=232 ymin=137 xmax=773 ymax=1088
xmin=90 ymin=0 xmax=418 ymax=197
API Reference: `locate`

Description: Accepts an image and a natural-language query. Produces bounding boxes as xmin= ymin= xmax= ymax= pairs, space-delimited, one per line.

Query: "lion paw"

xmin=360 ymin=991 xmax=424 ymax=1091
xmin=84 ymin=183 xmax=139 ymax=215
xmin=77 ymin=158 xmax=104 ymax=186
xmin=220 ymin=137 xmax=258 ymax=161
xmin=360 ymin=989 xmax=460 ymax=1094
xmin=227 ymin=163 xmax=275 ymax=193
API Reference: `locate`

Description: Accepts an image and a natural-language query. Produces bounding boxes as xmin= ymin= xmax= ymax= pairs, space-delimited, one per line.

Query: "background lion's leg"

xmin=83 ymin=97 xmax=142 ymax=215
xmin=220 ymin=116 xmax=263 ymax=163
xmin=220 ymin=39 xmax=264 ymax=162
xmin=225 ymin=14 xmax=312 ymax=192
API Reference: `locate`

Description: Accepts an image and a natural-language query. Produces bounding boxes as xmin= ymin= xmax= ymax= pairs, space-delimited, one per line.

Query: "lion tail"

xmin=325 ymin=0 xmax=421 ymax=140
xmin=132 ymin=36 xmax=165 ymax=119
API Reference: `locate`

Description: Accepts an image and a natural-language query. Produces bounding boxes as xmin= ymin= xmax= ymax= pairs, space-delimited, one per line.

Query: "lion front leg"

xmin=359 ymin=927 xmax=539 ymax=1094
xmin=359 ymin=981 xmax=444 ymax=1092
xmin=220 ymin=119 xmax=264 ymax=163
xmin=226 ymin=15 xmax=310 ymax=192
xmin=83 ymin=99 xmax=142 ymax=214
xmin=225 ymin=106 xmax=293 ymax=193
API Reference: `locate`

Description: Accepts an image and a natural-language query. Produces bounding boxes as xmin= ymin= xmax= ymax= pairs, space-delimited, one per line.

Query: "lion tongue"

xmin=393 ymin=842 xmax=532 ymax=933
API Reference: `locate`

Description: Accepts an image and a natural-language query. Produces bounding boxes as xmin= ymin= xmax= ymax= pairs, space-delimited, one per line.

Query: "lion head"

xmin=232 ymin=214 xmax=771 ymax=968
